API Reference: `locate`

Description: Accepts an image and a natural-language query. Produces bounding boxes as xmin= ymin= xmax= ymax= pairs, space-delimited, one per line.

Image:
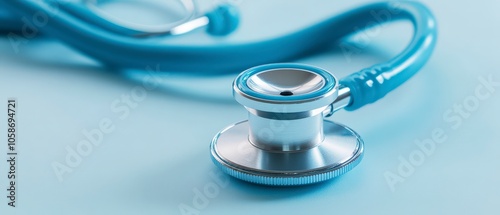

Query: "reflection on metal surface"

xmin=212 ymin=63 xmax=363 ymax=186
xmin=210 ymin=120 xmax=364 ymax=186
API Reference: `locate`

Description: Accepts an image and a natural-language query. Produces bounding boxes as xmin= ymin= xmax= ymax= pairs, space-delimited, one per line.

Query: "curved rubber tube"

xmin=0 ymin=8 xmax=23 ymax=32
xmin=0 ymin=1 xmax=437 ymax=110
xmin=339 ymin=2 xmax=437 ymax=110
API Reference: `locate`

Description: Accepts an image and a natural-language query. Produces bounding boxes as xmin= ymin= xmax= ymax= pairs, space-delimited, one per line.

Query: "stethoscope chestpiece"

xmin=210 ymin=63 xmax=364 ymax=186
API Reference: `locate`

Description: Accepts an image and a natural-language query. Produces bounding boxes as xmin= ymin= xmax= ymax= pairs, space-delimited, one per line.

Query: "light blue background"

xmin=1 ymin=0 xmax=499 ymax=214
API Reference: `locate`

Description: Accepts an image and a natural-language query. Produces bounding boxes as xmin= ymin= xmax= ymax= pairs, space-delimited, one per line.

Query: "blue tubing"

xmin=0 ymin=1 xmax=436 ymax=110
xmin=339 ymin=2 xmax=437 ymax=110
xmin=0 ymin=8 xmax=23 ymax=32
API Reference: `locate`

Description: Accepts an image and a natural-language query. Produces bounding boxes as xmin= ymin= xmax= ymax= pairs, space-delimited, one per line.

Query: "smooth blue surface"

xmin=0 ymin=0 xmax=499 ymax=215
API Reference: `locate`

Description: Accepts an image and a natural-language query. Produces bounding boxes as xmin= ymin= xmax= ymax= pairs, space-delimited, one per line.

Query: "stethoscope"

xmin=1 ymin=0 xmax=437 ymax=186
